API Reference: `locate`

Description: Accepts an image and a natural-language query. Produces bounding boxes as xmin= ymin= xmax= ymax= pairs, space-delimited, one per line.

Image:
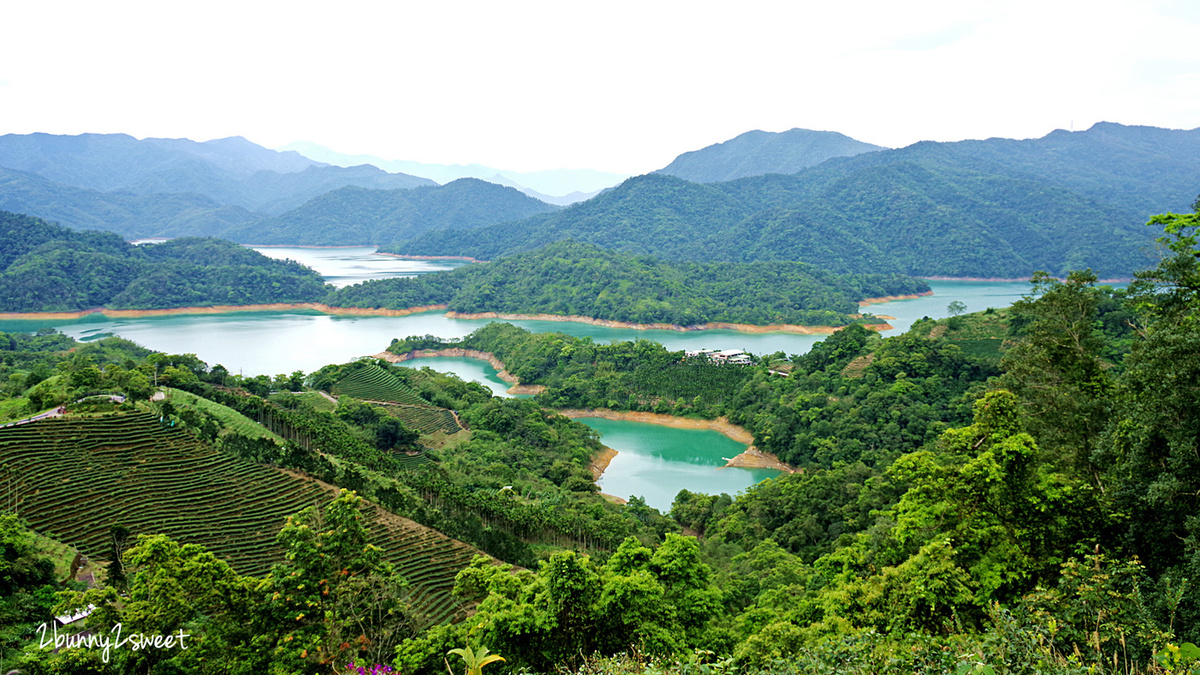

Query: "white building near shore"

xmin=685 ymin=348 xmax=753 ymax=365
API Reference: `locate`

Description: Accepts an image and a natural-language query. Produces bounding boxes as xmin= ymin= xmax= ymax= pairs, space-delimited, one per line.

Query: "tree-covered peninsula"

xmin=330 ymin=240 xmax=928 ymax=327
xmin=0 ymin=210 xmax=328 ymax=313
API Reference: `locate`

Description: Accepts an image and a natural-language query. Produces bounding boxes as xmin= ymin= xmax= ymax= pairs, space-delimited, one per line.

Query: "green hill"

xmin=220 ymin=178 xmax=558 ymax=246
xmin=0 ymin=211 xmax=328 ymax=312
xmin=654 ymin=128 xmax=886 ymax=183
xmin=329 ymin=240 xmax=928 ymax=326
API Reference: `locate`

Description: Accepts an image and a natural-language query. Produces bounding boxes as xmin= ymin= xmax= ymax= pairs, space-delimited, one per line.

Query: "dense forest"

xmin=330 ymin=240 xmax=928 ymax=326
xmin=390 ymin=123 xmax=1200 ymax=278
xmin=0 ymin=207 xmax=1198 ymax=674
xmin=0 ymin=213 xmax=923 ymax=326
xmin=0 ymin=211 xmax=329 ymax=312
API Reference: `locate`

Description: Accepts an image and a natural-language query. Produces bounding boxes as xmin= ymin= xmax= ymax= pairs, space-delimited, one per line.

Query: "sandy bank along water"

xmin=0 ymin=303 xmax=449 ymax=322
xmin=589 ymin=446 xmax=620 ymax=480
xmin=443 ymin=311 xmax=891 ymax=334
xmin=374 ymin=348 xmax=547 ymax=396
xmin=0 ymin=303 xmax=889 ymax=333
xmin=557 ymin=408 xmax=795 ymax=474
xmin=377 ymin=349 xmax=796 ymax=476
xmin=857 ymin=290 xmax=935 ymax=306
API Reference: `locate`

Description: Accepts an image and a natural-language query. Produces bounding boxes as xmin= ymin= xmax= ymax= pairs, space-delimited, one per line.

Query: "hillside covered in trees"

xmin=329 ymin=240 xmax=928 ymax=326
xmin=392 ymin=123 xmax=1200 ymax=278
xmin=218 ymin=178 xmax=558 ymax=245
xmin=0 ymin=211 xmax=328 ymax=312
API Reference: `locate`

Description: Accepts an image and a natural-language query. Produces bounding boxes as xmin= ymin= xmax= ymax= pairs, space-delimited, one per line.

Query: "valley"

xmin=0 ymin=123 xmax=1196 ymax=675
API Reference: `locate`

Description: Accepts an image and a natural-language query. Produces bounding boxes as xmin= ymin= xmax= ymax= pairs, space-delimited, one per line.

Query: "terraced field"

xmin=377 ymin=403 xmax=461 ymax=436
xmin=332 ymin=364 xmax=430 ymax=407
xmin=332 ymin=365 xmax=463 ymax=437
xmin=0 ymin=412 xmax=480 ymax=626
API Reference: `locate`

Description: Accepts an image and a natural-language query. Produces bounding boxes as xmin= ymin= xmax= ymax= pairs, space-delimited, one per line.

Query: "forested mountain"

xmin=0 ymin=166 xmax=262 ymax=238
xmin=329 ymin=240 xmax=928 ymax=326
xmin=0 ymin=166 xmax=548 ymax=243
xmin=221 ymin=178 xmax=559 ymax=245
xmin=0 ymin=211 xmax=327 ymax=312
xmin=394 ymin=123 xmax=1200 ymax=278
xmin=0 ymin=132 xmax=435 ymax=215
xmin=655 ymin=128 xmax=886 ymax=183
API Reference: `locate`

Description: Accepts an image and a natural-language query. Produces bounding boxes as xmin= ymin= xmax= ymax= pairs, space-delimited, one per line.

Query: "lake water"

xmin=0 ymin=247 xmax=1038 ymax=510
xmin=0 ymin=244 xmax=1036 ymax=378
xmin=579 ymin=418 xmax=776 ymax=512
xmin=253 ymin=246 xmax=466 ymax=288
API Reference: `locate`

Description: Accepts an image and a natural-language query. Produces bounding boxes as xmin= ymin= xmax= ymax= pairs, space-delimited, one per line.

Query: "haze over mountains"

xmin=0 ymin=123 xmax=1196 ymax=278
xmin=0 ymin=133 xmax=436 ymax=214
xmin=280 ymin=140 xmax=628 ymax=205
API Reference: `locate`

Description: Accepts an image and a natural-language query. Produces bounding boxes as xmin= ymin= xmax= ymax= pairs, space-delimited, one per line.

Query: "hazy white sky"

xmin=2 ymin=0 xmax=1197 ymax=174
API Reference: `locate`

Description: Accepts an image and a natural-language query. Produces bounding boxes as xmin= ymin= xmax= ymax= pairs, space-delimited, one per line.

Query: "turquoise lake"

xmin=0 ymin=247 xmax=1041 ymax=511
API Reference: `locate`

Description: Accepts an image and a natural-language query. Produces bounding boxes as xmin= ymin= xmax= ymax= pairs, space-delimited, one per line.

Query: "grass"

xmin=27 ymin=528 xmax=82 ymax=581
xmin=163 ymin=387 xmax=285 ymax=442
xmin=273 ymin=390 xmax=336 ymax=413
xmin=910 ymin=309 xmax=1010 ymax=365
xmin=0 ymin=396 xmax=32 ymax=424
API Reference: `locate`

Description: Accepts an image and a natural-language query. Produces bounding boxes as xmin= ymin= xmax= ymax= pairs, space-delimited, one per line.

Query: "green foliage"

xmin=0 ymin=211 xmax=329 ymax=312
xmin=0 ymin=516 xmax=59 ymax=673
xmin=394 ymin=123 xmax=1200 ymax=278
xmin=223 ymin=178 xmax=556 ymax=246
xmin=334 ymin=240 xmax=926 ymax=327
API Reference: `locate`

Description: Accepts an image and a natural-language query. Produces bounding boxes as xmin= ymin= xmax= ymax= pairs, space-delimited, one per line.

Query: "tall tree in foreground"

xmin=1105 ymin=204 xmax=1200 ymax=640
xmin=1000 ymin=269 xmax=1114 ymax=482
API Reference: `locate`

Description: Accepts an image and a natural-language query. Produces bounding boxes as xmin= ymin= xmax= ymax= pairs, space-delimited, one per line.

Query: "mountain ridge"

xmin=654 ymin=128 xmax=887 ymax=183
xmin=390 ymin=123 xmax=1195 ymax=278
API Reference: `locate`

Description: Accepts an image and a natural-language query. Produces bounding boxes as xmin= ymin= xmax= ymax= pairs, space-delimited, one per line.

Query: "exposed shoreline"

xmin=858 ymin=290 xmax=934 ymax=306
xmin=557 ymin=408 xmax=795 ymax=474
xmin=589 ymin=446 xmax=620 ymax=480
xmin=249 ymin=244 xmax=375 ymax=249
xmin=374 ymin=351 xmax=796 ymax=477
xmin=0 ymin=303 xmax=893 ymax=333
xmin=0 ymin=303 xmax=449 ymax=322
xmin=374 ymin=252 xmax=487 ymax=263
xmin=374 ymin=348 xmax=547 ymax=396
xmin=921 ymin=275 xmax=1130 ymax=283
xmin=443 ymin=310 xmax=892 ymax=334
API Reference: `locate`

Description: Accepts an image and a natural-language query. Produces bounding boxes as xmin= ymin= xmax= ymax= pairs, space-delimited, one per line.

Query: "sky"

xmin=1 ymin=0 xmax=1198 ymax=175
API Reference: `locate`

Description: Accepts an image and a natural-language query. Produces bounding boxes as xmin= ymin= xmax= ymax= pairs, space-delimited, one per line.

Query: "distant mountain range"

xmin=0 ymin=133 xmax=436 ymax=215
xmin=390 ymin=123 xmax=1200 ymax=279
xmin=654 ymin=128 xmax=886 ymax=183
xmin=3 ymin=124 xmax=1197 ymax=279
xmin=278 ymin=140 xmax=627 ymax=204
xmin=0 ymin=134 xmax=551 ymax=242
xmin=220 ymin=178 xmax=558 ymax=246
